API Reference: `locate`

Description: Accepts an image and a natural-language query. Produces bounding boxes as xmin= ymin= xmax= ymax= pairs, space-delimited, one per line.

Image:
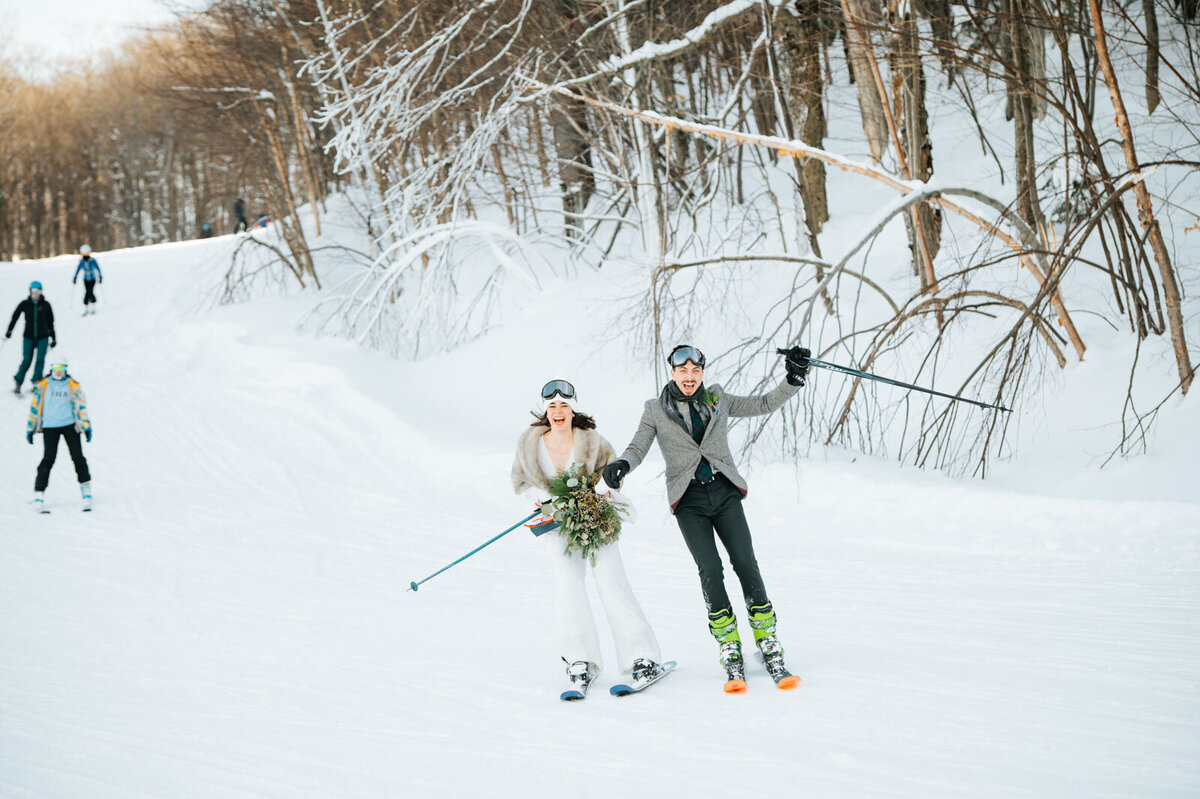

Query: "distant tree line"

xmin=0 ymin=2 xmax=338 ymax=272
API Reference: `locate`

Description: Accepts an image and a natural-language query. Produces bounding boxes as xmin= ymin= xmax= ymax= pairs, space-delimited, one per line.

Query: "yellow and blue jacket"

xmin=27 ymin=378 xmax=92 ymax=435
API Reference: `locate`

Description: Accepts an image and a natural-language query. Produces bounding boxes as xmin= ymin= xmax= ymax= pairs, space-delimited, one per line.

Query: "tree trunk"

xmin=1089 ymin=0 xmax=1192 ymax=393
xmin=780 ymin=4 xmax=830 ymax=235
xmin=1007 ymin=0 xmax=1046 ymax=235
xmin=549 ymin=96 xmax=596 ymax=235
xmin=840 ymin=0 xmax=890 ymax=165
xmin=1143 ymin=0 xmax=1160 ymax=114
xmin=896 ymin=10 xmax=941 ymax=266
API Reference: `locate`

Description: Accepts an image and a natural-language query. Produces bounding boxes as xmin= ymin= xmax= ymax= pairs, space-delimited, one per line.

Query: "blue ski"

xmin=610 ymin=660 xmax=677 ymax=697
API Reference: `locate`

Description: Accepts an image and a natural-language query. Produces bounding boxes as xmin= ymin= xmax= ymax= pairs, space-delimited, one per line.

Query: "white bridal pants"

xmin=545 ymin=535 xmax=660 ymax=674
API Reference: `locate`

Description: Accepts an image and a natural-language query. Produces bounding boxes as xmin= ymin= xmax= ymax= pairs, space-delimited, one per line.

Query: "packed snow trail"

xmin=2 ymin=238 xmax=1199 ymax=797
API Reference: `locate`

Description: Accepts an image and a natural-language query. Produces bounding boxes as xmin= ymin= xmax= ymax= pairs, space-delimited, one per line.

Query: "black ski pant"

xmin=83 ymin=280 xmax=97 ymax=305
xmin=14 ymin=337 xmax=49 ymax=386
xmin=234 ymin=216 xmax=249 ymax=233
xmin=36 ymin=425 xmax=90 ymax=491
xmin=673 ymin=475 xmax=769 ymax=616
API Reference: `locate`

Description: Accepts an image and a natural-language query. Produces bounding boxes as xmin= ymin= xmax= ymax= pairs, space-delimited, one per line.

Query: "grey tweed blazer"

xmin=617 ymin=379 xmax=800 ymax=511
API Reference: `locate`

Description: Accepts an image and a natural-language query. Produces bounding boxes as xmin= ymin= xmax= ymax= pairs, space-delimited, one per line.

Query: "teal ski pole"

xmin=777 ymin=348 xmax=1011 ymax=412
xmin=408 ymin=509 xmax=540 ymax=592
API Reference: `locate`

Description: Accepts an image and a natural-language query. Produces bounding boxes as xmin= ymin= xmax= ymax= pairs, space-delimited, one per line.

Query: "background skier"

xmin=5 ymin=281 xmax=56 ymax=394
xmin=233 ymin=196 xmax=248 ymax=233
xmin=73 ymin=244 xmax=103 ymax=315
xmin=511 ymin=379 xmax=667 ymax=700
xmin=27 ymin=355 xmax=93 ymax=513
xmin=603 ymin=344 xmax=811 ymax=691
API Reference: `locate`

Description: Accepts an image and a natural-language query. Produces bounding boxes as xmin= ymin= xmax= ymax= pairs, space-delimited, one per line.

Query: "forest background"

xmin=1 ymin=0 xmax=1197 ymax=475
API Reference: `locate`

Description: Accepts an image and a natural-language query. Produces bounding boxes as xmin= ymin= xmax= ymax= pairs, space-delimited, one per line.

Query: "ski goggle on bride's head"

xmin=541 ymin=380 xmax=576 ymax=401
xmin=540 ymin=379 xmax=578 ymax=411
xmin=668 ymin=345 xmax=706 ymax=369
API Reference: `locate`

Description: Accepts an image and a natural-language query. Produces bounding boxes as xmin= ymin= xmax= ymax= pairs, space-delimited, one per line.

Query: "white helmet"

xmin=48 ymin=357 xmax=69 ymax=378
xmin=79 ymin=244 xmax=92 ymax=255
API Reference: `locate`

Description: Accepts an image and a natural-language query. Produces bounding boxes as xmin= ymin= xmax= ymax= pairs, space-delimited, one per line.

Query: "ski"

xmin=772 ymin=672 xmax=800 ymax=689
xmin=757 ymin=648 xmax=801 ymax=690
xmin=610 ymin=660 xmax=677 ymax=697
xmin=560 ymin=688 xmax=587 ymax=702
xmin=723 ymin=678 xmax=747 ymax=693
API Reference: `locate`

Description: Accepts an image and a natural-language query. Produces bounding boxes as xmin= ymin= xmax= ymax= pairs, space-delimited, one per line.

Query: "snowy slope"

xmin=2 ymin=234 xmax=1199 ymax=798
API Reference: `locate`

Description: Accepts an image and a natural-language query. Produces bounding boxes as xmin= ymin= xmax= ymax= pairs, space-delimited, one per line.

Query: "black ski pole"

xmin=408 ymin=509 xmax=541 ymax=592
xmin=777 ymin=349 xmax=1011 ymax=413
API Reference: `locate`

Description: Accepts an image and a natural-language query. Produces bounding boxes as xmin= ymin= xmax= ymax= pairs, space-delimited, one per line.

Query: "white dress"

xmin=535 ymin=438 xmax=660 ymax=674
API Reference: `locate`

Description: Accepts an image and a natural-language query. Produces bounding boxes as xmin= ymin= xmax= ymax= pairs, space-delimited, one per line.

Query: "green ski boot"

xmin=749 ymin=602 xmax=800 ymax=689
xmin=709 ymin=608 xmax=746 ymax=693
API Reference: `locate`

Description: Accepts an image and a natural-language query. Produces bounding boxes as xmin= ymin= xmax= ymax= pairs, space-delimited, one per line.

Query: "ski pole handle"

xmin=408 ymin=509 xmax=540 ymax=592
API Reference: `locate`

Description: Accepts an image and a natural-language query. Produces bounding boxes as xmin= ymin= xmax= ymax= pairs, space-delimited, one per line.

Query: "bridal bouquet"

xmin=547 ymin=464 xmax=622 ymax=565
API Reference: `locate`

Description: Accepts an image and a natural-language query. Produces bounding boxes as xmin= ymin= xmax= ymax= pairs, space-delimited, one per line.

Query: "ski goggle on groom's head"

xmin=668 ymin=345 xmax=706 ymax=369
xmin=540 ymin=379 xmax=578 ymax=411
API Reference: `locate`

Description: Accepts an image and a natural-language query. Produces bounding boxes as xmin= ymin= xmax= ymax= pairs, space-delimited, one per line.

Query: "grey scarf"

xmin=660 ymin=381 xmax=712 ymax=437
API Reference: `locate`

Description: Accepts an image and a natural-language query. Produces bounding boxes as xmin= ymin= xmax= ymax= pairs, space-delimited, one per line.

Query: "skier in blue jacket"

xmin=73 ymin=245 xmax=103 ymax=316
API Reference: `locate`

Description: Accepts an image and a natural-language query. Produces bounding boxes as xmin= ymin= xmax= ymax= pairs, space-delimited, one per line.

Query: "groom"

xmin=603 ymin=344 xmax=811 ymax=689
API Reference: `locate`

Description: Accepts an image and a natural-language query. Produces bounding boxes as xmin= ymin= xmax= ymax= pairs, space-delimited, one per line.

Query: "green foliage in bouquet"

xmin=547 ymin=463 xmax=622 ymax=565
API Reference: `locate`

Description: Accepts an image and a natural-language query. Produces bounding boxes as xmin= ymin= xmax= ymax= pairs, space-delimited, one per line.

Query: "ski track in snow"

xmin=2 ymin=240 xmax=1199 ymax=798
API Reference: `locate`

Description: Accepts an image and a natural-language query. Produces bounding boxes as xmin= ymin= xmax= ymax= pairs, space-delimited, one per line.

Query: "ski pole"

xmin=777 ymin=349 xmax=1011 ymax=413
xmin=408 ymin=509 xmax=540 ymax=592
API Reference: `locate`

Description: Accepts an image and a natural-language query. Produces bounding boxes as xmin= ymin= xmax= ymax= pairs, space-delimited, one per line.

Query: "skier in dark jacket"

xmin=233 ymin=196 xmax=249 ymax=233
xmin=5 ymin=281 xmax=57 ymax=394
xmin=603 ymin=344 xmax=811 ymax=691
xmin=73 ymin=244 xmax=103 ymax=316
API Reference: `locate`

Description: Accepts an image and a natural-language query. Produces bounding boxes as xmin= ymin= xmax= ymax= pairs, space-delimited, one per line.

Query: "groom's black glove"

xmin=602 ymin=459 xmax=630 ymax=490
xmin=783 ymin=346 xmax=812 ymax=387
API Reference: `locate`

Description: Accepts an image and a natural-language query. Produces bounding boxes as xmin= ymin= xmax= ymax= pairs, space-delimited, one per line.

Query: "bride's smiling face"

xmin=546 ymin=400 xmax=574 ymax=430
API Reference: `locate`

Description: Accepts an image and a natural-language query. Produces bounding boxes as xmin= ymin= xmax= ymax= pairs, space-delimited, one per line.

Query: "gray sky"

xmin=1 ymin=0 xmax=192 ymax=74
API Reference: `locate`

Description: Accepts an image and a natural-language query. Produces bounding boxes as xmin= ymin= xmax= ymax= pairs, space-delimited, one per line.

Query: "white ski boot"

xmin=561 ymin=660 xmax=596 ymax=701
xmin=34 ymin=491 xmax=48 ymax=514
xmin=81 ymin=482 xmax=92 ymax=512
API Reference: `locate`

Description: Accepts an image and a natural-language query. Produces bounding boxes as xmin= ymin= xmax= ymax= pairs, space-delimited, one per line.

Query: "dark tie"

xmin=689 ymin=403 xmax=715 ymax=482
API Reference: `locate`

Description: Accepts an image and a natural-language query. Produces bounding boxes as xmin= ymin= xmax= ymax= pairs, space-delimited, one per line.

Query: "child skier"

xmin=73 ymin=245 xmax=103 ymax=315
xmin=26 ymin=356 xmax=93 ymax=513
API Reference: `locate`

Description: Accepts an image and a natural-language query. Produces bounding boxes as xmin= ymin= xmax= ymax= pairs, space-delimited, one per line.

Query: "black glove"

xmin=85 ymin=429 xmax=92 ymax=443
xmin=27 ymin=431 xmax=34 ymax=445
xmin=602 ymin=459 xmax=630 ymax=490
xmin=50 ymin=338 xmax=57 ymax=349
xmin=783 ymin=346 xmax=811 ymax=387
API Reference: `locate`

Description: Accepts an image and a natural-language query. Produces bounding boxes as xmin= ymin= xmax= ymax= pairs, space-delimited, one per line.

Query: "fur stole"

xmin=511 ymin=426 xmax=616 ymax=496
